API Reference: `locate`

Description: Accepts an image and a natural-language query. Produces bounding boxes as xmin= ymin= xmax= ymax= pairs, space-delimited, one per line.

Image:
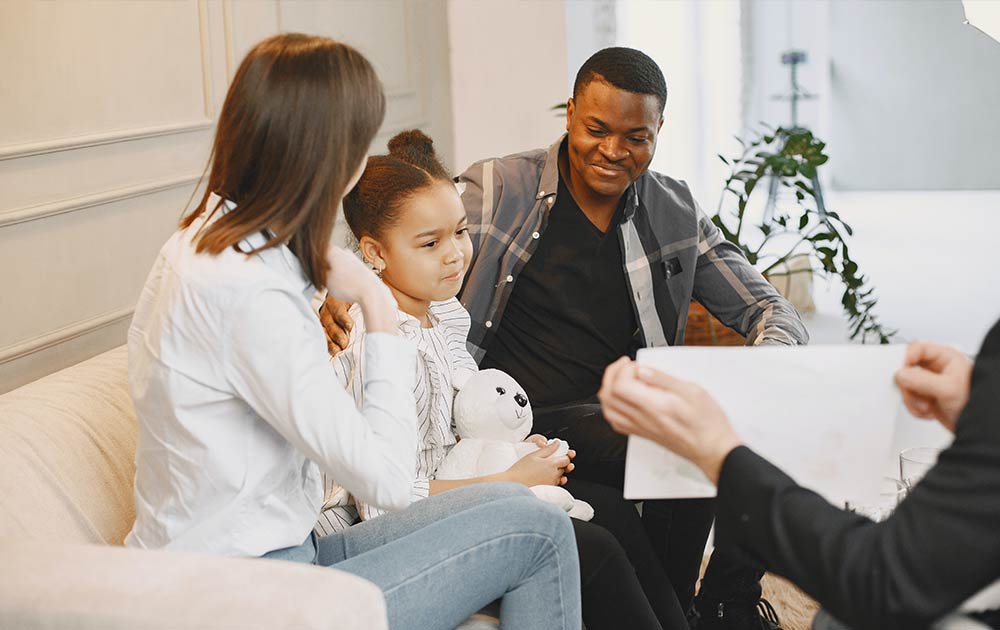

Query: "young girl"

xmin=322 ymin=129 xmax=684 ymax=630
xmin=126 ymin=34 xmax=580 ymax=630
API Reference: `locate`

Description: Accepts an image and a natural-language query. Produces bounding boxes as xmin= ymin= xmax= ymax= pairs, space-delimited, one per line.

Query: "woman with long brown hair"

xmin=125 ymin=33 xmax=580 ymax=630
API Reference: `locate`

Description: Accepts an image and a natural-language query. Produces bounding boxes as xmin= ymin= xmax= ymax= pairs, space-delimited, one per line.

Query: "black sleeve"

xmin=714 ymin=322 xmax=1000 ymax=630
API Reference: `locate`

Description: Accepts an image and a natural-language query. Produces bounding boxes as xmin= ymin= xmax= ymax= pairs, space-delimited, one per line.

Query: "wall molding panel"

xmin=0 ymin=0 xmax=454 ymax=394
xmin=0 ymin=173 xmax=204 ymax=229
xmin=0 ymin=120 xmax=214 ymax=162
xmin=0 ymin=307 xmax=135 ymax=366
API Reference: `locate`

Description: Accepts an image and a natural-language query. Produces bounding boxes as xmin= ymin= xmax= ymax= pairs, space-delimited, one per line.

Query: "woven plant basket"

xmin=684 ymin=302 xmax=745 ymax=347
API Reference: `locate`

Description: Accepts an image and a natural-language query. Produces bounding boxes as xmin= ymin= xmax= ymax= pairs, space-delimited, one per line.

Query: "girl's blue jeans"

xmin=263 ymin=482 xmax=581 ymax=630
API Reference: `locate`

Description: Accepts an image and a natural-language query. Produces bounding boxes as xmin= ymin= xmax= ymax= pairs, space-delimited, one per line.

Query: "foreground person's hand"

xmin=895 ymin=341 xmax=973 ymax=433
xmin=598 ymin=357 xmax=742 ymax=484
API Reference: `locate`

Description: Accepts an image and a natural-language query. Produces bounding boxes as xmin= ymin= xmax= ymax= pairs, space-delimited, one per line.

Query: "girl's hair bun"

xmin=388 ymin=129 xmax=435 ymax=158
xmin=342 ymin=128 xmax=454 ymax=240
xmin=386 ymin=129 xmax=448 ymax=179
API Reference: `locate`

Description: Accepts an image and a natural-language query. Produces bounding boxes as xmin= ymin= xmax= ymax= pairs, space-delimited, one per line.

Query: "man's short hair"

xmin=573 ymin=47 xmax=667 ymax=114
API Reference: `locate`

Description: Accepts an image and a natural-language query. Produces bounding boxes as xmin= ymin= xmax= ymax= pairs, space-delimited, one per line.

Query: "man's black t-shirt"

xmin=481 ymin=175 xmax=640 ymax=408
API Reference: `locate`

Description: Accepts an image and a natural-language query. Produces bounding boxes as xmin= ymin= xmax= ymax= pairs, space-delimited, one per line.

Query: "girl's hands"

xmin=505 ymin=441 xmax=575 ymax=487
xmin=524 ymin=434 xmax=549 ymax=448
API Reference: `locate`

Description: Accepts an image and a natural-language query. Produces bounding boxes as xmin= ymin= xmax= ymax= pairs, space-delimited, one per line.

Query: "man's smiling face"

xmin=564 ymin=78 xmax=664 ymax=202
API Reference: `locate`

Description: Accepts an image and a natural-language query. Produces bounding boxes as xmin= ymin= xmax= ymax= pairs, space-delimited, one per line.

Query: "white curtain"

xmin=616 ymin=0 xmax=743 ymax=211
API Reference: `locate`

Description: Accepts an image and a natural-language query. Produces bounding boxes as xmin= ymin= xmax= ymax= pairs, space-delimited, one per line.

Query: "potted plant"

xmin=704 ymin=126 xmax=895 ymax=344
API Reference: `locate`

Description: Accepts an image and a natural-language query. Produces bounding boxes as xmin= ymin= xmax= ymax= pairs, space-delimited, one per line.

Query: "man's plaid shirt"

xmin=456 ymin=135 xmax=809 ymax=362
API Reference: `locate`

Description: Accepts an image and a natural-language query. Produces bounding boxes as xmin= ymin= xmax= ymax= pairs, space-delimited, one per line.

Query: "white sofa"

xmin=0 ymin=346 xmax=387 ymax=629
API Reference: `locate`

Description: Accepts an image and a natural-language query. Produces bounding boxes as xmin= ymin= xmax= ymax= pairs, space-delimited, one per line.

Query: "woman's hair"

xmin=180 ymin=33 xmax=385 ymax=288
xmin=342 ymin=129 xmax=451 ymax=240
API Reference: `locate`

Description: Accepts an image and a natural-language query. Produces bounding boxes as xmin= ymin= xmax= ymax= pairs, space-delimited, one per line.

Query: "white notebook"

xmin=624 ymin=345 xmax=906 ymax=508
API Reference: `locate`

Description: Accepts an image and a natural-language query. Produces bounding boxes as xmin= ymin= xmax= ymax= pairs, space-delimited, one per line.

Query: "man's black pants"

xmin=533 ymin=398 xmax=765 ymax=615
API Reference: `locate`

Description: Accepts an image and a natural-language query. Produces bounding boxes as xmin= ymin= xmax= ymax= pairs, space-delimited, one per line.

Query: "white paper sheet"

xmin=624 ymin=345 xmax=906 ymax=507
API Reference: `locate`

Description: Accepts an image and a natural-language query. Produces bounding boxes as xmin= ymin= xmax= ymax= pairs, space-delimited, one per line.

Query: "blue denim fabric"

xmin=264 ymin=482 xmax=581 ymax=630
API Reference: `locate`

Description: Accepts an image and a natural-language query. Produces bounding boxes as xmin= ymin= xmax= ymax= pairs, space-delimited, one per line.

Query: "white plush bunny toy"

xmin=436 ymin=369 xmax=594 ymax=521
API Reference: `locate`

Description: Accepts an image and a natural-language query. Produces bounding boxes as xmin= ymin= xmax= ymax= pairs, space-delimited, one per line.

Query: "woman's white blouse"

xmin=125 ymin=195 xmax=418 ymax=557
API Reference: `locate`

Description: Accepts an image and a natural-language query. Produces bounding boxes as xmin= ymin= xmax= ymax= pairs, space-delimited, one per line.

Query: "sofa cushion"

xmin=0 ymin=346 xmax=136 ymax=544
xmin=0 ymin=542 xmax=387 ymax=630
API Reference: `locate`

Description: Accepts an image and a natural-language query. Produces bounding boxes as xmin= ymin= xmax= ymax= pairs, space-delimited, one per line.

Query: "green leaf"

xmin=718 ymin=154 xmax=730 ymax=165
xmin=798 ymin=214 xmax=809 ymax=230
xmin=794 ymin=180 xmax=815 ymax=195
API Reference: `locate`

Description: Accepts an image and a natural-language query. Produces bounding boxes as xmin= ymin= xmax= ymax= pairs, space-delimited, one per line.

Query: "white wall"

xmin=0 ymin=0 xmax=453 ymax=394
xmin=829 ymin=0 xmax=1000 ymax=190
xmin=447 ymin=0 xmax=569 ymax=172
xmin=564 ymin=0 xmax=617 ymax=92
xmin=744 ymin=0 xmax=1000 ymax=191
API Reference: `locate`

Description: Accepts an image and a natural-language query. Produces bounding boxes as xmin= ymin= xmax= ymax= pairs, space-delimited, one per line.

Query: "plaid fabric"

xmin=456 ymin=134 xmax=809 ymax=362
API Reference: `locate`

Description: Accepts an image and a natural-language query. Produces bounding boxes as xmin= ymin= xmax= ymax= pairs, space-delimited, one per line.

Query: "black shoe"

xmin=687 ymin=596 xmax=783 ymax=630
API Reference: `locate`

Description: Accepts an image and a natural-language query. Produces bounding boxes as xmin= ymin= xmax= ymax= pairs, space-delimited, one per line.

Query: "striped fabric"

xmin=455 ymin=134 xmax=809 ymax=363
xmin=314 ymin=298 xmax=478 ymax=537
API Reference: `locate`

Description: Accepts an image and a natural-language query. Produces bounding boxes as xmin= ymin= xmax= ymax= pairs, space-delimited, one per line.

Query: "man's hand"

xmin=894 ymin=341 xmax=973 ymax=433
xmin=598 ymin=357 xmax=742 ymax=484
xmin=320 ymin=295 xmax=354 ymax=355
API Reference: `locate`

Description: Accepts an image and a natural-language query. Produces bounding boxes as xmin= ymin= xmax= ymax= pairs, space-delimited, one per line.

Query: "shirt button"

xmin=539 ymin=190 xmax=545 ymax=196
xmin=531 ymin=232 xmax=540 ymax=239
xmin=547 ymin=197 xmax=554 ymax=205
xmin=485 ymin=321 xmax=493 ymax=328
xmin=740 ymin=514 xmax=750 ymax=523
xmin=505 ymin=275 xmax=514 ymax=283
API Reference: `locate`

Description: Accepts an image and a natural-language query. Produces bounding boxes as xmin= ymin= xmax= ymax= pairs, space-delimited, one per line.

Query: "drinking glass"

xmin=900 ymin=447 xmax=941 ymax=491
xmin=844 ymin=477 xmax=906 ymax=522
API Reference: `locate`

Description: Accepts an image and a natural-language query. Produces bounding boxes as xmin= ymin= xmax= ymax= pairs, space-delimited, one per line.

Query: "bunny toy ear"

xmin=452 ymin=366 xmax=477 ymax=392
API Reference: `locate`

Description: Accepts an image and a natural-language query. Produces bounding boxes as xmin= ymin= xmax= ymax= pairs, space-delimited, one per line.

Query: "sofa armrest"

xmin=0 ymin=542 xmax=386 ymax=630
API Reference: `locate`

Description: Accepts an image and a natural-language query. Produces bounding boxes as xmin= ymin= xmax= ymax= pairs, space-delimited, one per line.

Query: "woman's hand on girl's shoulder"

xmin=325 ymin=247 xmax=379 ymax=303
xmin=325 ymin=247 xmax=398 ymax=335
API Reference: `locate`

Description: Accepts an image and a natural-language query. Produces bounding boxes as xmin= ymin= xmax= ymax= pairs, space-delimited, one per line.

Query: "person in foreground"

xmin=320 ymin=128 xmax=677 ymax=629
xmin=598 ymin=318 xmax=1000 ymax=630
xmin=126 ymin=33 xmax=580 ymax=630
